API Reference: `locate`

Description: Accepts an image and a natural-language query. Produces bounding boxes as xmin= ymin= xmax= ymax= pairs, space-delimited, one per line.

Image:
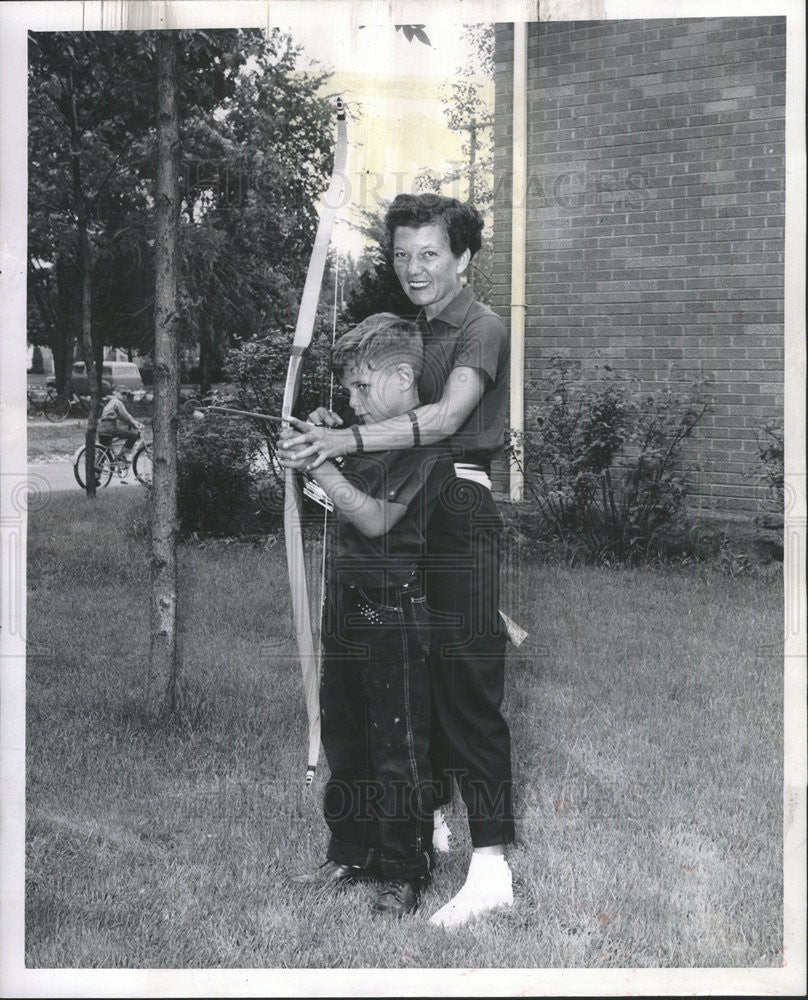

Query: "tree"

xmin=28 ymin=29 xmax=338 ymax=398
xmin=29 ymin=345 xmax=44 ymax=374
xmin=27 ymin=29 xmax=256 ymax=393
xmin=28 ymin=32 xmax=158 ymax=493
xmin=429 ymin=24 xmax=496 ymax=300
xmin=27 ymin=32 xmax=156 ymax=404
xmin=149 ymin=30 xmax=182 ymax=716
xmin=69 ymin=60 xmax=102 ymax=498
xmin=436 ymin=23 xmax=494 ymax=207
xmin=175 ymin=32 xmax=335 ymax=392
xmin=28 ymin=25 xmax=344 ymax=718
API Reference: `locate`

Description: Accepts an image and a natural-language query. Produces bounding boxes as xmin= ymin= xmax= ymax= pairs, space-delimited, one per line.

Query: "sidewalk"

xmin=28 ymin=457 xmax=138 ymax=495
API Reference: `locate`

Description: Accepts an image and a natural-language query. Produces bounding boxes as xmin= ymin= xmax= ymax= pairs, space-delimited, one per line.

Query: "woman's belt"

xmin=453 ymin=462 xmax=492 ymax=490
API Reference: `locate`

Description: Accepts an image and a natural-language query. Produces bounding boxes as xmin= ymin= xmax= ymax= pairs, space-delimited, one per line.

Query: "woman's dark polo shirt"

xmin=416 ymin=285 xmax=510 ymax=465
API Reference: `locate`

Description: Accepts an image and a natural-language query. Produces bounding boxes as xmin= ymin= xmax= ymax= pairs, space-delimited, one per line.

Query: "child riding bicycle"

xmin=98 ymin=385 xmax=144 ymax=460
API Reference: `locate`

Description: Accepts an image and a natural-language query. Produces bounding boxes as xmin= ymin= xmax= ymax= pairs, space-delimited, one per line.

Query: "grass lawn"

xmin=25 ymin=489 xmax=784 ymax=969
xmin=27 ymin=418 xmax=88 ymax=462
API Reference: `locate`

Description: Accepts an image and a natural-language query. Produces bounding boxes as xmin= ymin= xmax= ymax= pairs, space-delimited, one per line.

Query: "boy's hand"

xmin=279 ymin=414 xmax=314 ymax=434
xmin=307 ymin=407 xmax=343 ymax=428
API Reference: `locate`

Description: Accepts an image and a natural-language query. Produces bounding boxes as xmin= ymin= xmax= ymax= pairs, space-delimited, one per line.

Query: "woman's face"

xmin=392 ymin=222 xmax=470 ymax=320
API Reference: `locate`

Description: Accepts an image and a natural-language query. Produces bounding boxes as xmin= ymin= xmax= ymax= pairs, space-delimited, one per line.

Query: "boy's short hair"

xmin=332 ymin=313 xmax=424 ymax=380
xmin=385 ymin=194 xmax=483 ymax=259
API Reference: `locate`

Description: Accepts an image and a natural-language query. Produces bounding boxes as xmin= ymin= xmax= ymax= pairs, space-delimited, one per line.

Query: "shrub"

xmin=509 ymin=359 xmax=711 ymax=564
xmin=224 ymin=329 xmax=350 ymax=514
xmin=754 ymin=419 xmax=784 ymax=513
xmin=177 ymin=327 xmax=344 ymax=538
xmin=177 ymin=416 xmax=270 ymax=537
xmin=223 ymin=328 xmax=343 ymax=422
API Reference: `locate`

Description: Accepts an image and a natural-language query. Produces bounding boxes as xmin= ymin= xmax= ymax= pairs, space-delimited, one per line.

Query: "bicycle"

xmin=40 ymin=377 xmax=115 ymax=422
xmin=27 ymin=386 xmax=75 ymax=422
xmin=72 ymin=434 xmax=153 ymax=489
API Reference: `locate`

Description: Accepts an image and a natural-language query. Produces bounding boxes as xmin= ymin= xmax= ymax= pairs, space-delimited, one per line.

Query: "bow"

xmin=282 ymin=99 xmax=347 ymax=784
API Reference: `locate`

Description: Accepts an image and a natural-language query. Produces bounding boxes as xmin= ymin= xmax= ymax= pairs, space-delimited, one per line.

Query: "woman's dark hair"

xmin=384 ymin=194 xmax=483 ymax=259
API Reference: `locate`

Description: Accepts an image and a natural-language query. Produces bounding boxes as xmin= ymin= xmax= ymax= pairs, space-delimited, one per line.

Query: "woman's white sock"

xmin=432 ymin=809 xmax=453 ymax=853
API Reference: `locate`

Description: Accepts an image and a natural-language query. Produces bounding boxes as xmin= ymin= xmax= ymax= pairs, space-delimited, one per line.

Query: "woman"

xmin=281 ymin=194 xmax=515 ymax=928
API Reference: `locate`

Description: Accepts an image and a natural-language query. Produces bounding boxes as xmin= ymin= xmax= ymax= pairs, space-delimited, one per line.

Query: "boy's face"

xmin=340 ymin=362 xmax=405 ymax=424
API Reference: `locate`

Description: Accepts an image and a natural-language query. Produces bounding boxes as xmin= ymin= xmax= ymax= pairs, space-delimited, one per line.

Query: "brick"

xmin=703 ymin=100 xmax=740 ymax=113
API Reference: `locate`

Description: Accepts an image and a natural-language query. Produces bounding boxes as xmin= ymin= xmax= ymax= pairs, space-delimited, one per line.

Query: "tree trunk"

xmin=199 ymin=272 xmax=214 ymax=395
xmin=52 ymin=253 xmax=77 ymax=397
xmin=68 ymin=75 xmax=100 ymax=498
xmin=148 ymin=31 xmax=182 ymax=717
xmin=30 ymin=257 xmax=75 ymax=394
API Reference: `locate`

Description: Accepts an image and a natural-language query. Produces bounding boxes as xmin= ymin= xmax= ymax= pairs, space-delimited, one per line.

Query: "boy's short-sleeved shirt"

xmin=417 ymin=285 xmax=509 ymax=464
xmin=330 ymin=445 xmax=455 ymax=589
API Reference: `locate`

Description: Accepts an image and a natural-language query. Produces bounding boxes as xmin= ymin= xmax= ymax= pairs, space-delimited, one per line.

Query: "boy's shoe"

xmin=290 ymin=859 xmax=380 ymax=889
xmin=371 ymin=876 xmax=426 ymax=917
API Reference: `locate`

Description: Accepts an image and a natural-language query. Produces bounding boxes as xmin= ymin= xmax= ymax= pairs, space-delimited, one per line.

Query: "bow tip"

xmin=305 ymin=765 xmax=317 ymax=787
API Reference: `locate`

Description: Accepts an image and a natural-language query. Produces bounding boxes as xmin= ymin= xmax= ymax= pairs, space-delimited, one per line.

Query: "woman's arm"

xmin=279 ymin=366 xmax=486 ymax=470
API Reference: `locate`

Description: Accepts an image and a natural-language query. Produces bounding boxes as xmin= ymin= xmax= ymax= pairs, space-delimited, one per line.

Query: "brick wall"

xmin=492 ymin=18 xmax=785 ymax=518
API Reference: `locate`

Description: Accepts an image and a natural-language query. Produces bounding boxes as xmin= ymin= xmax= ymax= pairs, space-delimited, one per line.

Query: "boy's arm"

xmin=116 ymin=399 xmax=141 ymax=428
xmin=308 ymin=461 xmax=407 ymax=538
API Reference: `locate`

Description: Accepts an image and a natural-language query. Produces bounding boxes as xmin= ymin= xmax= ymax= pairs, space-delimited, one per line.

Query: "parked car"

xmin=47 ymin=361 xmax=145 ymax=397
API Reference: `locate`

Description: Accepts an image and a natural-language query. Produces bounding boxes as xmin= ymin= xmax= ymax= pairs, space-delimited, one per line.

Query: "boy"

xmin=98 ymin=385 xmax=143 ymax=460
xmin=284 ymin=313 xmax=455 ymax=917
xmin=280 ymin=195 xmax=515 ymax=928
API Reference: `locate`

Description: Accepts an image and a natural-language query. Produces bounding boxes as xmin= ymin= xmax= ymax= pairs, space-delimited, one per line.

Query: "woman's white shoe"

xmin=428 ymin=854 xmax=513 ymax=929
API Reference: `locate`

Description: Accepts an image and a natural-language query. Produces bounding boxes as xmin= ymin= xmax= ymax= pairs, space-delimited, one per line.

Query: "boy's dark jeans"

xmin=320 ymin=577 xmax=433 ymax=880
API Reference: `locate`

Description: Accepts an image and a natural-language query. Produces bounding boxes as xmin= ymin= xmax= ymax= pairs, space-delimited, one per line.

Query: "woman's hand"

xmin=278 ymin=417 xmax=311 ymax=470
xmin=278 ymin=412 xmax=351 ymax=470
xmin=277 ymin=443 xmax=310 ymax=471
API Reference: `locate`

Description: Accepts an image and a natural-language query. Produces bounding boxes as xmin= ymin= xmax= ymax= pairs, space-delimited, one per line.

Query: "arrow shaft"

xmin=206 ymin=406 xmax=283 ymax=423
